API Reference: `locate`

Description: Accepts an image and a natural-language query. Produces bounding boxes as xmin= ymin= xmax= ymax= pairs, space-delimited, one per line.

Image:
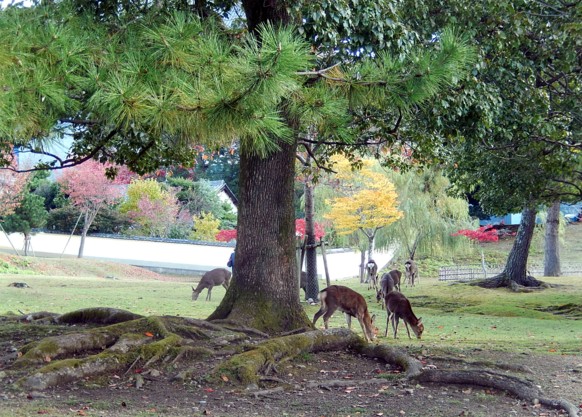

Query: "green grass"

xmin=0 ymin=274 xmax=221 ymax=319
xmin=309 ymin=276 xmax=582 ymax=355
xmin=2 ymin=271 xmax=581 ymax=356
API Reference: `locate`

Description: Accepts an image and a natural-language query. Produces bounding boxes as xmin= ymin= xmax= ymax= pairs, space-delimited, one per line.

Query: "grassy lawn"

xmin=307 ymin=276 xmax=582 ymax=355
xmin=2 ymin=272 xmax=580 ymax=355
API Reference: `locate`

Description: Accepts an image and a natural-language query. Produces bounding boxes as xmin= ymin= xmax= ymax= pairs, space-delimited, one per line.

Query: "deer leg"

xmin=321 ymin=307 xmax=336 ymax=330
xmin=206 ymin=287 xmax=212 ymax=301
xmin=404 ymin=321 xmax=412 ymax=339
xmin=390 ymin=313 xmax=399 ymax=339
xmin=312 ymin=306 xmax=327 ymax=326
xmin=357 ymin=317 xmax=370 ymax=342
xmin=384 ymin=312 xmax=391 ymax=338
xmin=344 ymin=313 xmax=352 ymax=330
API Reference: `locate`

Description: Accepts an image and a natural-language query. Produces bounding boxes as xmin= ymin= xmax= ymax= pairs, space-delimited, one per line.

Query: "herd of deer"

xmin=191 ymin=259 xmax=423 ymax=343
xmin=313 ymin=259 xmax=423 ymax=343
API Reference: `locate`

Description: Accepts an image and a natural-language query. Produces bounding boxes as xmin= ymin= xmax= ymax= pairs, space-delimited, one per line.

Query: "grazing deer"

xmin=313 ymin=285 xmax=377 ymax=342
xmin=404 ymin=260 xmax=418 ymax=287
xmin=192 ymin=268 xmax=231 ymax=301
xmin=366 ymin=259 xmax=379 ymax=291
xmin=384 ymin=291 xmax=424 ymax=339
xmin=376 ymin=270 xmax=401 ymax=309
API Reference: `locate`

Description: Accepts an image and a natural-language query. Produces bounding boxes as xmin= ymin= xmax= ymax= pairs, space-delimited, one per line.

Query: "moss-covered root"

xmin=20 ymin=353 xmax=133 ymax=391
xmin=15 ymin=332 xmax=119 ymax=367
xmin=214 ymin=328 xmax=362 ymax=386
xmin=58 ymin=308 xmax=143 ymax=325
xmin=17 ymin=333 xmax=184 ymax=391
xmin=358 ymin=343 xmax=423 ymax=378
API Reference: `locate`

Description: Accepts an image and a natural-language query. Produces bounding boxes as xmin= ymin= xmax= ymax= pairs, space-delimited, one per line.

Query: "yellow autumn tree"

xmin=190 ymin=212 xmax=220 ymax=242
xmin=324 ymin=156 xmax=403 ymax=270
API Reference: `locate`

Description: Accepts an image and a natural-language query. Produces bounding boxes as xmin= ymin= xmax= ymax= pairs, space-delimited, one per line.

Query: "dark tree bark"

xmin=208 ymin=138 xmax=311 ymax=332
xmin=304 ymin=179 xmax=320 ymax=301
xmin=543 ymin=200 xmax=561 ymax=277
xmin=475 ymin=206 xmax=542 ymax=288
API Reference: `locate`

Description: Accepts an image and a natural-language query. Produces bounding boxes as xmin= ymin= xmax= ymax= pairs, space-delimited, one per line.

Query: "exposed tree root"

xmin=2 ymin=310 xmax=578 ymax=417
xmin=471 ymin=272 xmax=545 ymax=289
xmin=5 ymin=308 xmax=247 ymax=392
xmin=415 ymin=369 xmax=579 ymax=417
xmin=213 ymin=328 xmax=362 ymax=385
xmin=357 ymin=344 xmax=578 ymax=417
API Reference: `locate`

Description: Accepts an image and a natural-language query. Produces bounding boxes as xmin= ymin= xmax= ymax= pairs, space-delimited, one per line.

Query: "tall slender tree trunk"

xmin=365 ymin=230 xmax=376 ymax=263
xmin=78 ymin=211 xmax=89 ymax=258
xmin=504 ymin=206 xmax=538 ymax=285
xmin=477 ymin=206 xmax=542 ymax=288
xmin=543 ymin=200 xmax=561 ymax=277
xmin=23 ymin=232 xmax=31 ymax=256
xmin=359 ymin=249 xmax=366 ymax=283
xmin=304 ymin=180 xmax=320 ymax=301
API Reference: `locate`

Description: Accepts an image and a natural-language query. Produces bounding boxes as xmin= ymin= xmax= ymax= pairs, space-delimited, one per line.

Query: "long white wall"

xmin=0 ymin=232 xmax=394 ymax=280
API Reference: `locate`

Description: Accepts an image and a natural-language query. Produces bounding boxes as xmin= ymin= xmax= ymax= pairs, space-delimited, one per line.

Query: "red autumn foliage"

xmin=452 ymin=225 xmax=499 ymax=243
xmin=215 ymin=229 xmax=238 ymax=242
xmin=294 ymin=219 xmax=326 ymax=241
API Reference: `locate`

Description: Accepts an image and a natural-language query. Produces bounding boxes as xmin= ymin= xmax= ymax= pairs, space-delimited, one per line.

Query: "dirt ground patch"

xmin=1 ymin=320 xmax=580 ymax=417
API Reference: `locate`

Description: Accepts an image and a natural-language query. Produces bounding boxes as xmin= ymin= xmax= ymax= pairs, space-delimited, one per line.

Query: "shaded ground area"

xmin=0 ymin=315 xmax=580 ymax=417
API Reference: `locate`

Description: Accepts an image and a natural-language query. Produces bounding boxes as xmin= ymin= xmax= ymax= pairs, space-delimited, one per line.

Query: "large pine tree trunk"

xmin=543 ymin=200 xmax=561 ymax=277
xmin=208 ymin=140 xmax=311 ymax=332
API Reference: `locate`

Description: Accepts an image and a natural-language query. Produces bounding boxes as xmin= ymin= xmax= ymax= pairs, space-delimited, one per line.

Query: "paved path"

xmin=0 ymin=232 xmax=394 ymax=280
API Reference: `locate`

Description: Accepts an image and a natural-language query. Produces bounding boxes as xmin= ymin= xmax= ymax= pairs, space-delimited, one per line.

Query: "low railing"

xmin=438 ymin=263 xmax=582 ymax=281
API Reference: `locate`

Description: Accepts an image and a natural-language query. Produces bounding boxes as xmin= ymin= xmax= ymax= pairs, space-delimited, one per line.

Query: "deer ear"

xmin=192 ymin=286 xmax=195 ymax=291
xmin=418 ymin=317 xmax=422 ymax=323
xmin=371 ymin=314 xmax=376 ymax=322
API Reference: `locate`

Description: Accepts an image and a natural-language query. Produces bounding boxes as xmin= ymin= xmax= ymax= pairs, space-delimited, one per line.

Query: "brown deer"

xmin=404 ymin=260 xmax=418 ymax=287
xmin=192 ymin=268 xmax=231 ymax=301
xmin=376 ymin=269 xmax=401 ymax=309
xmin=313 ymin=285 xmax=377 ymax=342
xmin=384 ymin=291 xmax=424 ymax=339
xmin=366 ymin=259 xmax=379 ymax=291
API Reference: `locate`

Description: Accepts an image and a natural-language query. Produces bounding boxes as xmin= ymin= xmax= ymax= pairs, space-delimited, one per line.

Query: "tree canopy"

xmin=0 ymin=0 xmax=475 ymax=332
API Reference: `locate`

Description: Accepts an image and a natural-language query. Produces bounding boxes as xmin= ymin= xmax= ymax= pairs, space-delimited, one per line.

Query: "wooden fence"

xmin=438 ymin=263 xmax=582 ymax=281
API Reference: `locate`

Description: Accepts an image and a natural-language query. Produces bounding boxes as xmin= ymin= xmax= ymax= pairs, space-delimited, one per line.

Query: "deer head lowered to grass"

xmin=313 ymin=285 xmax=377 ymax=342
xmin=192 ymin=268 xmax=231 ymax=301
xmin=384 ymin=291 xmax=424 ymax=339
